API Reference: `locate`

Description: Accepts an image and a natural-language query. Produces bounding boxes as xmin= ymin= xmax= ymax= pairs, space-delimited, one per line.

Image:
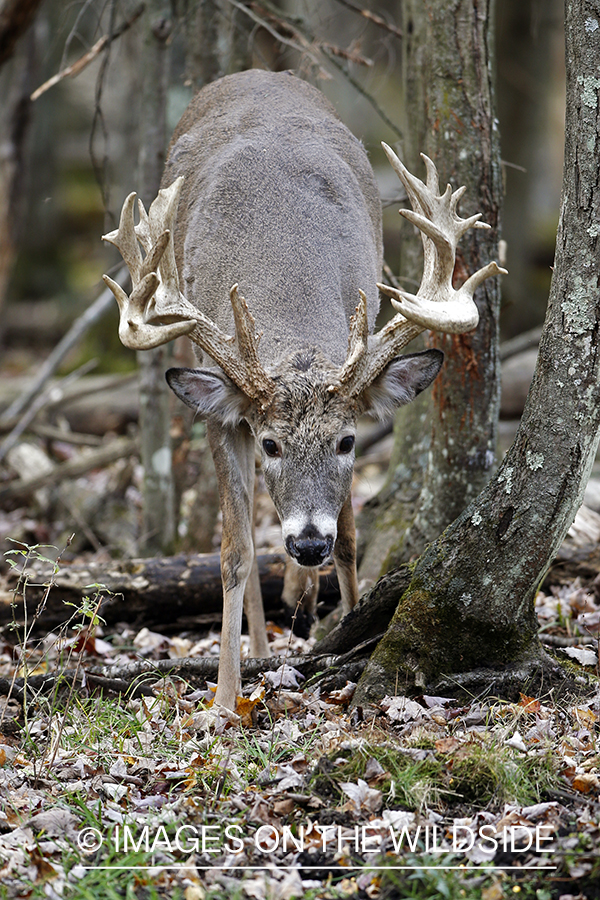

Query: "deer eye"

xmin=338 ymin=435 xmax=355 ymax=454
xmin=263 ymin=439 xmax=280 ymax=458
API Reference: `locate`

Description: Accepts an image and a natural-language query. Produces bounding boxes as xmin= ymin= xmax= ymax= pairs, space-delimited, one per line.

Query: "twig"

xmin=320 ymin=41 xmax=373 ymax=67
xmin=0 ymin=358 xmax=98 ymax=463
xmin=321 ymin=45 xmax=402 ymax=138
xmin=540 ymin=634 xmax=597 ymax=647
xmin=499 ymin=325 xmax=543 ymax=361
xmin=244 ymin=0 xmax=403 ymax=139
xmin=0 ymin=267 xmax=127 ymax=429
xmin=30 ymin=4 xmax=145 ymax=101
xmin=226 ymin=0 xmax=323 ymax=68
xmin=330 ymin=0 xmax=403 ymax=39
xmin=22 ymin=424 xmax=104 ymax=447
xmin=0 ymin=436 xmax=138 ymax=503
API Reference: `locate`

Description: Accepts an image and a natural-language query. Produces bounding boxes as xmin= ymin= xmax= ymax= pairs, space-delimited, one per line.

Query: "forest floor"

xmin=1 ymin=363 xmax=600 ymax=900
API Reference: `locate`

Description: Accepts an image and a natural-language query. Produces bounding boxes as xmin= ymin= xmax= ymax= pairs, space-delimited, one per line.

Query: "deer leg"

xmin=333 ymin=493 xmax=359 ymax=616
xmin=208 ymin=421 xmax=255 ymax=711
xmin=242 ymin=448 xmax=269 ymax=659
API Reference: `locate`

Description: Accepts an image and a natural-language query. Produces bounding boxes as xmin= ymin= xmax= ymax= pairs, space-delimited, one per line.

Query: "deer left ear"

xmin=360 ymin=349 xmax=444 ymax=421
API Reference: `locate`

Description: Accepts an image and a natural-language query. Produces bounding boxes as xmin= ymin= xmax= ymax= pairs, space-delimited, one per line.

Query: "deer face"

xmin=254 ymin=381 xmax=357 ymax=567
xmin=167 ymin=346 xmax=442 ymax=568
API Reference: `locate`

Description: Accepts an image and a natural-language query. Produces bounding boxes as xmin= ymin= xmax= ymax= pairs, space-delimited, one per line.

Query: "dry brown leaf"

xmin=570 ymin=772 xmax=600 ymax=793
xmin=571 ymin=707 xmax=598 ymax=728
xmin=435 ymin=737 xmax=461 ymax=754
xmin=481 ymin=882 xmax=504 ymax=900
xmin=518 ymin=693 xmax=542 ymax=713
xmin=273 ymin=798 xmax=295 ymax=816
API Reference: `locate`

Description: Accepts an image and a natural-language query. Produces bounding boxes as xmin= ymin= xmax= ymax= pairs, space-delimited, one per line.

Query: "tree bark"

xmin=184 ymin=0 xmax=223 ymax=90
xmin=354 ymin=0 xmax=600 ymax=705
xmin=136 ymin=0 xmax=177 ymax=555
xmin=358 ymin=0 xmax=502 ymax=579
xmin=0 ymin=0 xmax=43 ymax=67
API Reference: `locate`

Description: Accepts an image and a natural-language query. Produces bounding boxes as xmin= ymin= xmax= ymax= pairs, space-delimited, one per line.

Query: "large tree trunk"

xmin=354 ymin=0 xmax=600 ymax=705
xmin=358 ymin=0 xmax=502 ymax=582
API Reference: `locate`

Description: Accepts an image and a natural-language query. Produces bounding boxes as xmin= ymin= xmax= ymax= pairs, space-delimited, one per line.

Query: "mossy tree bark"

xmin=358 ymin=0 xmax=502 ymax=583
xmin=354 ymin=0 xmax=600 ymax=705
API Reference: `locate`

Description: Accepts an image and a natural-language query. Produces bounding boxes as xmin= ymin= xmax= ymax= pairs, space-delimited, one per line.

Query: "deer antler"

xmin=102 ymin=179 xmax=275 ymax=404
xmin=335 ymin=147 xmax=507 ymax=396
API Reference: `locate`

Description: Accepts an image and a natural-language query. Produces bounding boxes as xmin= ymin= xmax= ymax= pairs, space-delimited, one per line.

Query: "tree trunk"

xmin=184 ymin=0 xmax=222 ymax=91
xmin=354 ymin=0 xmax=600 ymax=705
xmin=0 ymin=0 xmax=44 ymax=67
xmin=0 ymin=19 xmax=36 ymax=315
xmin=358 ymin=0 xmax=502 ymax=580
xmin=136 ymin=0 xmax=176 ymax=555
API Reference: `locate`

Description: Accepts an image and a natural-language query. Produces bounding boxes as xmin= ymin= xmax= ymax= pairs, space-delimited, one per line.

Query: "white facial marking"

xmin=281 ymin=513 xmax=338 ymax=544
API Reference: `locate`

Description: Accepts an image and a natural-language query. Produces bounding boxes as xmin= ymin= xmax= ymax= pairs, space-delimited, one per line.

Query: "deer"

xmin=102 ymin=69 xmax=505 ymax=714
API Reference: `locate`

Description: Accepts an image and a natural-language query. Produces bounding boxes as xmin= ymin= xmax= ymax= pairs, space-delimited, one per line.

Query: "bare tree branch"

xmin=30 ymin=4 xmax=145 ymax=101
xmin=330 ymin=0 xmax=403 ymax=39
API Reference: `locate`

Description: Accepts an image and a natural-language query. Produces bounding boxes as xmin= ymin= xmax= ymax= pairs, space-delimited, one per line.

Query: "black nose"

xmin=285 ymin=532 xmax=333 ymax=567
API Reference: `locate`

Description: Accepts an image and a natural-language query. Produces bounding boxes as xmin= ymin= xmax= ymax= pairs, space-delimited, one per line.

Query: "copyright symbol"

xmin=77 ymin=827 xmax=103 ymax=854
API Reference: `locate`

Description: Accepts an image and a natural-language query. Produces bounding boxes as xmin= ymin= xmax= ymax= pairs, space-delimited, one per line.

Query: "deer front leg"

xmin=208 ymin=421 xmax=256 ymax=712
xmin=333 ymin=493 xmax=359 ymax=616
xmin=243 ymin=445 xmax=269 ymax=658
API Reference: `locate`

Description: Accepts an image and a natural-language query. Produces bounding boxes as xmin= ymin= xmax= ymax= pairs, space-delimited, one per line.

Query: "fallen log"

xmin=1 ymin=551 xmax=340 ymax=632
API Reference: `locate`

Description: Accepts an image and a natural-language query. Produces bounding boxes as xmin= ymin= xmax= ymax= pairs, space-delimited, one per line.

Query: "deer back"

xmin=162 ymin=69 xmax=383 ymax=368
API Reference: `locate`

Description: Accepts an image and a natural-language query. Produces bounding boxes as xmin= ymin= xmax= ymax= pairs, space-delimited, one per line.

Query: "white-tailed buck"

xmin=103 ymin=69 xmax=504 ymax=712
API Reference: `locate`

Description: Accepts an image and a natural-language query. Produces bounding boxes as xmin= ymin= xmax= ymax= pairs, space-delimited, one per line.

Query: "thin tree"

xmin=136 ymin=0 xmax=176 ymax=554
xmin=354 ymin=0 xmax=600 ymax=705
xmin=358 ymin=0 xmax=502 ymax=583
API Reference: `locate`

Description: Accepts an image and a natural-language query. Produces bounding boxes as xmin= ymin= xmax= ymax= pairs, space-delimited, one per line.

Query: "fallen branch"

xmin=312 ymin=564 xmax=412 ymax=656
xmin=0 ymin=268 xmax=127 ymax=428
xmin=0 ymin=358 xmax=98 ymax=462
xmin=0 ymin=651 xmax=347 ymax=701
xmin=0 ymin=435 xmax=138 ymax=503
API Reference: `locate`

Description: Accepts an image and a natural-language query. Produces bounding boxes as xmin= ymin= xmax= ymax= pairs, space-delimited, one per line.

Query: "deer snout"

xmin=285 ymin=526 xmax=334 ymax=567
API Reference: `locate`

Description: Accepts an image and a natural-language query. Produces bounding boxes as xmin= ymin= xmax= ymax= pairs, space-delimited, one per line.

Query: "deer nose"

xmin=285 ymin=531 xmax=334 ymax=567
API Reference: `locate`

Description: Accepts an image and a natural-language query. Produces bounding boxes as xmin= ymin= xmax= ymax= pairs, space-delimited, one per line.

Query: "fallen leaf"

xmin=570 ymin=773 xmax=600 ymax=793
xmin=518 ymin=693 xmax=541 ymax=713
xmin=560 ymin=647 xmax=598 ymax=667
xmin=435 ymin=737 xmax=461 ymax=754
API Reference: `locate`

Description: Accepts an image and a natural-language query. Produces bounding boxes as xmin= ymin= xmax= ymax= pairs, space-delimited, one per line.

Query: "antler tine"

xmin=186 ymin=286 xmax=276 ymax=405
xmin=332 ymin=290 xmax=369 ymax=391
xmin=102 ymin=178 xmax=199 ymax=349
xmin=226 ymin=285 xmax=275 ymax=404
xmin=103 ymin=192 xmax=144 ymax=282
xmin=337 ymin=146 xmax=506 ymax=397
xmin=104 ymin=181 xmax=275 ymax=402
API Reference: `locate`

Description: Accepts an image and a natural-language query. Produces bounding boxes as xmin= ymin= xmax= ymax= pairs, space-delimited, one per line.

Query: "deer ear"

xmin=166 ymin=367 xmax=250 ymax=426
xmin=360 ymin=349 xmax=444 ymax=421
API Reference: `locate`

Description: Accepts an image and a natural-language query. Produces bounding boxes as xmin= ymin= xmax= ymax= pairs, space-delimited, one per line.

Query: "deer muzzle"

xmin=285 ymin=525 xmax=335 ymax=567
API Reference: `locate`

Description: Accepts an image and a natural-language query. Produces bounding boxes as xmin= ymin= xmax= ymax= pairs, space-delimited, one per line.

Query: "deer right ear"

xmin=360 ymin=349 xmax=444 ymax=421
xmin=166 ymin=367 xmax=250 ymax=426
